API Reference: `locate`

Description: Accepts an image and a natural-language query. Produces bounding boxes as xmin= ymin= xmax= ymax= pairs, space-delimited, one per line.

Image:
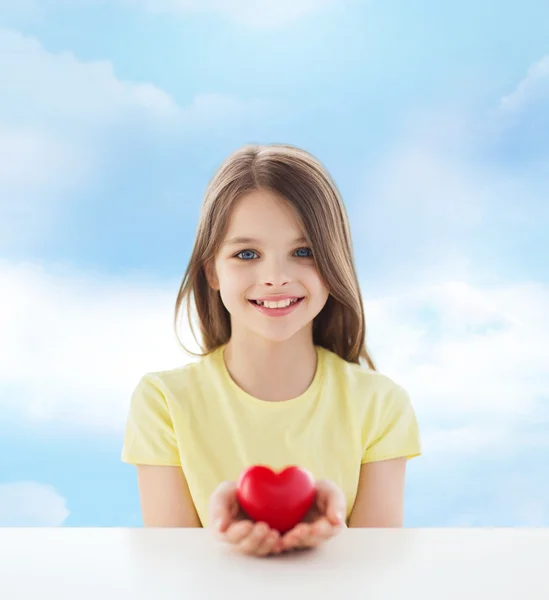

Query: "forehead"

xmin=224 ymin=189 xmax=304 ymax=240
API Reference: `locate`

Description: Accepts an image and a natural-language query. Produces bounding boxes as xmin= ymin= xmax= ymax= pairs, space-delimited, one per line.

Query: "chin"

xmin=252 ymin=322 xmax=314 ymax=344
xmin=256 ymin=331 xmax=300 ymax=344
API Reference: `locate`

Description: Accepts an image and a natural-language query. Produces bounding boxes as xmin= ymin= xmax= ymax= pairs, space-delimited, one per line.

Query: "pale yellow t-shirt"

xmin=121 ymin=344 xmax=422 ymax=526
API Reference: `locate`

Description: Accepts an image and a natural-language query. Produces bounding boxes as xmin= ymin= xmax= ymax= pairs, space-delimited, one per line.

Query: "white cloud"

xmin=123 ymin=0 xmax=339 ymax=28
xmin=367 ymin=282 xmax=549 ymax=425
xmin=1 ymin=258 xmax=547 ymax=464
xmin=0 ymin=27 xmax=268 ymax=143
xmin=364 ymin=279 xmax=549 ymax=458
xmin=0 ymin=129 xmax=84 ymax=190
xmin=0 ymin=260 xmax=201 ymax=431
xmin=0 ymin=481 xmax=69 ymax=526
xmin=0 ymin=28 xmax=179 ymax=129
xmin=447 ymin=470 xmax=549 ymax=527
xmin=0 ymin=127 xmax=92 ymax=249
xmin=494 ymin=55 xmax=549 ymax=159
xmin=362 ymin=137 xmax=485 ymax=242
xmin=353 ymin=66 xmax=549 ymax=297
xmin=354 ymin=66 xmax=549 ymax=447
xmin=0 ymin=27 xmax=180 ymax=250
xmin=0 ymin=28 xmax=268 ymax=252
xmin=499 ymin=55 xmax=549 ymax=112
xmin=358 ymin=112 xmax=546 ymax=269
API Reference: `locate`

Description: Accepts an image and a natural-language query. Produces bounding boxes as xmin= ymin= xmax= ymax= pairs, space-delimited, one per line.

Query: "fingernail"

xmin=214 ymin=518 xmax=223 ymax=530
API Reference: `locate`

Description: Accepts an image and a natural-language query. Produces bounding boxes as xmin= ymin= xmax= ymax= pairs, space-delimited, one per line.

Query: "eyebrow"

xmin=223 ymin=236 xmax=308 ymax=246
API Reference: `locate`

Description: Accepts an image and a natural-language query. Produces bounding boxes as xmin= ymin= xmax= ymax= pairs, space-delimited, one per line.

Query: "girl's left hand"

xmin=276 ymin=479 xmax=347 ymax=553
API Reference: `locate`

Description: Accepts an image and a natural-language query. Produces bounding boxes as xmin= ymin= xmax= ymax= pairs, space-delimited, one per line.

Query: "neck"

xmin=223 ymin=328 xmax=318 ymax=402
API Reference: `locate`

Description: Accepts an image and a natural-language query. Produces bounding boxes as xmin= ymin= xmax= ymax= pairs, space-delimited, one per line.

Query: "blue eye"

xmin=235 ymin=250 xmax=258 ymax=260
xmin=234 ymin=247 xmax=313 ymax=260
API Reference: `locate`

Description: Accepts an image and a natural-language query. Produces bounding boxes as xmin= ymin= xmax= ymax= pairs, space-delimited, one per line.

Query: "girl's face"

xmin=209 ymin=188 xmax=330 ymax=344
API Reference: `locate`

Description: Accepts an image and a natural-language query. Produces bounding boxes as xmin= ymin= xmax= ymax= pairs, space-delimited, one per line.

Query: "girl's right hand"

xmin=208 ymin=481 xmax=283 ymax=557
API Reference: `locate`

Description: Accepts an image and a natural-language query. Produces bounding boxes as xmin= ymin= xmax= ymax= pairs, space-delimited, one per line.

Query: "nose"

xmin=260 ymin=256 xmax=291 ymax=287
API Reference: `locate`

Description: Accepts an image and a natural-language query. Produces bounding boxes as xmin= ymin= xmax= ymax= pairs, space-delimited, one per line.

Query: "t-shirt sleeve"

xmin=362 ymin=383 xmax=422 ymax=464
xmin=121 ymin=373 xmax=181 ymax=466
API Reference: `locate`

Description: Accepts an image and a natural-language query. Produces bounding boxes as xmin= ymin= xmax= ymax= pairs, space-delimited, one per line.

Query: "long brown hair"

xmin=174 ymin=143 xmax=376 ymax=369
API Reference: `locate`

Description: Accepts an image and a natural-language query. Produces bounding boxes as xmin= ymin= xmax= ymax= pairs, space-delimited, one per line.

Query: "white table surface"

xmin=0 ymin=528 xmax=548 ymax=599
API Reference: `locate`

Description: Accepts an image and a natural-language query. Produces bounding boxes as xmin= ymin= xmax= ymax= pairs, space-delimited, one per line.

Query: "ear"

xmin=204 ymin=259 xmax=219 ymax=291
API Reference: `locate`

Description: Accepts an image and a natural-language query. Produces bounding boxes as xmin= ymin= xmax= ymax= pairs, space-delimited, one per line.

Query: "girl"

xmin=121 ymin=143 xmax=422 ymax=557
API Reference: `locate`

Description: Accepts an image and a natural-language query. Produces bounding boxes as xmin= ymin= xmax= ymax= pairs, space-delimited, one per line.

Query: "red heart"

xmin=236 ymin=465 xmax=316 ymax=534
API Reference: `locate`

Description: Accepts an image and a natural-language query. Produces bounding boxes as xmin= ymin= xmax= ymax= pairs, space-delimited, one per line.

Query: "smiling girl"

xmin=121 ymin=143 xmax=422 ymax=557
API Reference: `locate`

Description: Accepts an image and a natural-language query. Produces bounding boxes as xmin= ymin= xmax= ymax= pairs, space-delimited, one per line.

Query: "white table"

xmin=1 ymin=528 xmax=547 ymax=599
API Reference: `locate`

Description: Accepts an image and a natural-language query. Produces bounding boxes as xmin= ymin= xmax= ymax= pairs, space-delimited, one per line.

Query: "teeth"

xmin=256 ymin=298 xmax=299 ymax=308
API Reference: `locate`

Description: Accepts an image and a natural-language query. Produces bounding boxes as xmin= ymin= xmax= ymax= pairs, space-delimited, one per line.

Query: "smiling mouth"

xmin=249 ymin=297 xmax=304 ymax=308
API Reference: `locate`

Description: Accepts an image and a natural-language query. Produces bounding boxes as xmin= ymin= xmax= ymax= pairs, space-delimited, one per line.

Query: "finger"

xmin=302 ymin=516 xmax=344 ymax=549
xmin=255 ymin=529 xmax=281 ymax=557
xmin=281 ymin=523 xmax=311 ymax=550
xmin=316 ymin=480 xmax=347 ymax=526
xmin=305 ymin=517 xmax=338 ymax=547
xmin=208 ymin=481 xmax=238 ymax=533
xmin=223 ymin=520 xmax=254 ymax=544
xmin=310 ymin=517 xmax=334 ymax=539
xmin=236 ymin=522 xmax=271 ymax=556
xmin=297 ymin=519 xmax=321 ymax=547
xmin=282 ymin=522 xmax=309 ymax=544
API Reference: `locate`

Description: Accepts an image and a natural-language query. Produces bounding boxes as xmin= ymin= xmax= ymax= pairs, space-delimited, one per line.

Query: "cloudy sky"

xmin=0 ymin=0 xmax=548 ymax=527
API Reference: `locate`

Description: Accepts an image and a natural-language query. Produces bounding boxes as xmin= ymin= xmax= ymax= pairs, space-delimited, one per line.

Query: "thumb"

xmin=208 ymin=481 xmax=238 ymax=533
xmin=316 ymin=479 xmax=346 ymax=526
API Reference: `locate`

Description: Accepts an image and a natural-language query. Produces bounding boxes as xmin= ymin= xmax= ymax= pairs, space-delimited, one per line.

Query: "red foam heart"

xmin=236 ymin=465 xmax=316 ymax=534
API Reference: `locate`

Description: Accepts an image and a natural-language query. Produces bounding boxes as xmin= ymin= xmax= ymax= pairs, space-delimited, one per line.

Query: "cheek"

xmin=314 ymin=285 xmax=330 ymax=307
xmin=218 ymin=265 xmax=251 ymax=299
xmin=305 ymin=269 xmax=329 ymax=298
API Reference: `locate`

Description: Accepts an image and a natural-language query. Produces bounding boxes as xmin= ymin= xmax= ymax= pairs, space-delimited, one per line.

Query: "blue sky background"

xmin=0 ymin=0 xmax=548 ymax=527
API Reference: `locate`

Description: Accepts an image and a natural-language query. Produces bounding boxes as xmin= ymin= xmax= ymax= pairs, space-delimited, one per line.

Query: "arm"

xmin=347 ymin=457 xmax=407 ymax=527
xmin=137 ymin=465 xmax=202 ymax=527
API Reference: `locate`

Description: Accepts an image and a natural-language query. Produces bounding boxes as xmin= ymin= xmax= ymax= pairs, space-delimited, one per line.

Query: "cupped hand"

xmin=208 ymin=481 xmax=282 ymax=557
xmin=277 ymin=479 xmax=347 ymax=553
